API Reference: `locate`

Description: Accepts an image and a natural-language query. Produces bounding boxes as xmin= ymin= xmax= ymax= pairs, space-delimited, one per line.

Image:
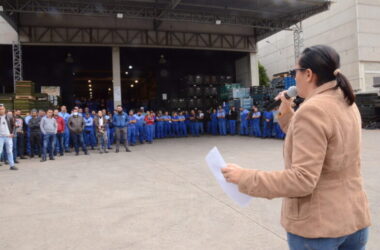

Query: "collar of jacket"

xmin=305 ymin=80 xmax=337 ymax=101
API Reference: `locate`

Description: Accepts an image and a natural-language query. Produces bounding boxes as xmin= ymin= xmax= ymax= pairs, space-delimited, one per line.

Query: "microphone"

xmin=266 ymin=86 xmax=298 ymax=111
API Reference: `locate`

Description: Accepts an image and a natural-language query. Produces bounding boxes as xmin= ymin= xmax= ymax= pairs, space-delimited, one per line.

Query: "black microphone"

xmin=266 ymin=86 xmax=298 ymax=111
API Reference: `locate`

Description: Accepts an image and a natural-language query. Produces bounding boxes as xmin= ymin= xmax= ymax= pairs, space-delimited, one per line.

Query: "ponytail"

xmin=335 ymin=72 xmax=355 ymax=105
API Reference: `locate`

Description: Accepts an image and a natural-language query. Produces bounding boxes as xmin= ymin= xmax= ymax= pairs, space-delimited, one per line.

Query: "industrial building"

xmin=257 ymin=0 xmax=380 ymax=94
xmin=0 ymin=0 xmax=331 ymax=111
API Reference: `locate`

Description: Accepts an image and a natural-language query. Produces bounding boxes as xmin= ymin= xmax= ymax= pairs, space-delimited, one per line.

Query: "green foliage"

xmin=259 ymin=63 xmax=270 ymax=86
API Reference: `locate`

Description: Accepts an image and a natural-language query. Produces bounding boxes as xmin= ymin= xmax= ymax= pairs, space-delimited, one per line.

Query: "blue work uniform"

xmin=83 ymin=116 xmax=96 ymax=148
xmin=263 ymin=111 xmax=273 ymax=138
xmin=155 ymin=115 xmax=164 ymax=139
xmin=217 ymin=110 xmax=226 ymax=135
xmin=178 ymin=115 xmax=187 ymax=136
xmin=59 ymin=112 xmax=71 ymax=151
xmin=127 ymin=115 xmax=137 ymax=145
xmin=210 ymin=112 xmax=218 ymax=135
xmin=272 ymin=110 xmax=285 ymax=139
xmin=172 ymin=115 xmax=180 ymax=137
xmin=134 ymin=114 xmax=146 ymax=143
xmin=163 ymin=115 xmax=172 ymax=137
xmin=240 ymin=109 xmax=249 ymax=135
xmin=252 ymin=112 xmax=262 ymax=137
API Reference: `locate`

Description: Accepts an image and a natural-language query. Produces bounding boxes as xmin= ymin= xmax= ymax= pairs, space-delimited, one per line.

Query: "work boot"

xmin=40 ymin=157 xmax=47 ymax=162
xmin=49 ymin=157 xmax=55 ymax=160
xmin=125 ymin=148 xmax=131 ymax=152
xmin=84 ymin=151 xmax=89 ymax=155
xmin=20 ymin=156 xmax=27 ymax=159
xmin=75 ymin=152 xmax=79 ymax=156
xmin=10 ymin=166 xmax=18 ymax=170
xmin=14 ymin=160 xmax=19 ymax=164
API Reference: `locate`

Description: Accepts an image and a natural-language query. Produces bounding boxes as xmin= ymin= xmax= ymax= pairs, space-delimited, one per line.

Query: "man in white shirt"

xmin=0 ymin=104 xmax=18 ymax=170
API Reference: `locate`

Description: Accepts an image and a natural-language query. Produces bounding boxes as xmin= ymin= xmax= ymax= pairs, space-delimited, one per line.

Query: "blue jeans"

xmin=0 ymin=136 xmax=15 ymax=167
xmin=287 ymin=227 xmax=369 ymax=250
xmin=42 ymin=133 xmax=56 ymax=159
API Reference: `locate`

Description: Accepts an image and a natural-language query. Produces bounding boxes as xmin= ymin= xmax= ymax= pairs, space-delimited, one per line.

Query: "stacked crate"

xmin=0 ymin=94 xmax=15 ymax=111
xmin=14 ymin=81 xmax=36 ymax=114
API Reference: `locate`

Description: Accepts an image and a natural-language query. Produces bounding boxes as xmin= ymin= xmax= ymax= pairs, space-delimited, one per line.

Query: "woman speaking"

xmin=222 ymin=45 xmax=371 ymax=250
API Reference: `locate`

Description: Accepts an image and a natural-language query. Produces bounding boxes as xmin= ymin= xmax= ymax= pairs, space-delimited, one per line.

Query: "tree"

xmin=259 ymin=63 xmax=270 ymax=86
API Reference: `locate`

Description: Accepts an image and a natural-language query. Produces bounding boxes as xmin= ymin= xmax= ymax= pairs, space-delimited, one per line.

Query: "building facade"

xmin=257 ymin=0 xmax=380 ymax=94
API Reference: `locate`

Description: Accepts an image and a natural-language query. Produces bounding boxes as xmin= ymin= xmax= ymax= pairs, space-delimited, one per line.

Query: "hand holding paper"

xmin=205 ymin=147 xmax=252 ymax=207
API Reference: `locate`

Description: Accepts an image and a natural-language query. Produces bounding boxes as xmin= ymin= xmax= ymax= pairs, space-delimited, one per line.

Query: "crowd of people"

xmin=0 ymin=102 xmax=285 ymax=170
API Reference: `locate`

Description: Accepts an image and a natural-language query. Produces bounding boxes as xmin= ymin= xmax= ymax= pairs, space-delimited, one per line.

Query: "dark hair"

xmin=298 ymin=45 xmax=355 ymax=105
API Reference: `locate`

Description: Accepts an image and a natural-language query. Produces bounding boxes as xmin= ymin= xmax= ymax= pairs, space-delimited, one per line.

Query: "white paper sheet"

xmin=205 ymin=147 xmax=252 ymax=207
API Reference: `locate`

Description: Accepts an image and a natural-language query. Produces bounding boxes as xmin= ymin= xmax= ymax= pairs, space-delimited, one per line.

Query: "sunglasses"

xmin=289 ymin=68 xmax=306 ymax=78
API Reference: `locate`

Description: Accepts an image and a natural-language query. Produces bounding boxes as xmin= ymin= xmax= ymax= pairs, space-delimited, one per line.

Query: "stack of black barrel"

xmin=169 ymin=75 xmax=233 ymax=111
xmin=355 ymin=93 xmax=380 ymax=128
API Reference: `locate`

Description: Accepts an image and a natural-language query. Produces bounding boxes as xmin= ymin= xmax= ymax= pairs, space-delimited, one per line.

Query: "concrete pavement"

xmin=0 ymin=130 xmax=379 ymax=250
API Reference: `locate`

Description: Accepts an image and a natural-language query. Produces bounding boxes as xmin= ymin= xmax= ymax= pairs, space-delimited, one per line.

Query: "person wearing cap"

xmin=0 ymin=104 xmax=17 ymax=170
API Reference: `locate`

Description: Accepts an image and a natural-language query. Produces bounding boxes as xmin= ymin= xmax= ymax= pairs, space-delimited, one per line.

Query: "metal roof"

xmin=0 ymin=0 xmax=331 ymax=51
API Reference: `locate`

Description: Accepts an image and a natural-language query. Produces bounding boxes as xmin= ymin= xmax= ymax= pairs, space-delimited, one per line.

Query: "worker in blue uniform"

xmin=171 ymin=112 xmax=180 ymax=137
xmin=155 ymin=111 xmax=164 ymax=139
xmin=252 ymin=106 xmax=262 ymax=137
xmin=178 ymin=112 xmax=187 ymax=137
xmin=210 ymin=109 xmax=218 ymax=135
xmin=262 ymin=110 xmax=274 ymax=138
xmin=106 ymin=112 xmax=114 ymax=149
xmin=227 ymin=106 xmax=238 ymax=135
xmin=127 ymin=110 xmax=137 ymax=146
xmin=83 ymin=113 xmax=96 ymax=149
xmin=217 ymin=106 xmax=226 ymax=135
xmin=134 ymin=110 xmax=146 ymax=144
xmin=163 ymin=112 xmax=171 ymax=138
xmin=272 ymin=107 xmax=285 ymax=139
xmin=189 ymin=110 xmax=197 ymax=136
xmin=239 ymin=107 xmax=249 ymax=136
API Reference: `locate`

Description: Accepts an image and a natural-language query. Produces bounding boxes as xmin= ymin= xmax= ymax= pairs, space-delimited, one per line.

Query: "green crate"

xmin=15 ymin=81 xmax=35 ymax=96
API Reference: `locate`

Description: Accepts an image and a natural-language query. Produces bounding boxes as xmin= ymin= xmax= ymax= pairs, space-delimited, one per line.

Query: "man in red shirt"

xmin=54 ymin=109 xmax=65 ymax=156
xmin=144 ymin=111 xmax=155 ymax=144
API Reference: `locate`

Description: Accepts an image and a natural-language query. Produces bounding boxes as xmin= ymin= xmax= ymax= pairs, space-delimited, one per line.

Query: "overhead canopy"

xmin=0 ymin=0 xmax=331 ymax=51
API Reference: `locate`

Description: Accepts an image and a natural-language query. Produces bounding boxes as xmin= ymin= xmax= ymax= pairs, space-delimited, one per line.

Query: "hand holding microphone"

xmin=276 ymin=87 xmax=297 ymax=115
xmin=266 ymin=86 xmax=298 ymax=111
